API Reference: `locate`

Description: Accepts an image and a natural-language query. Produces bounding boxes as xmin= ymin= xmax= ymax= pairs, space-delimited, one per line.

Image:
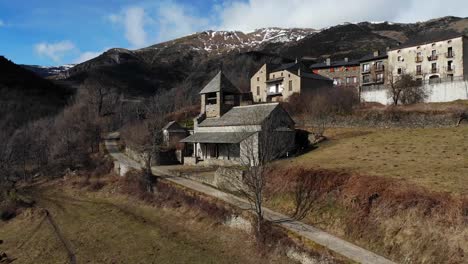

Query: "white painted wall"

xmin=361 ymin=80 xmax=468 ymax=105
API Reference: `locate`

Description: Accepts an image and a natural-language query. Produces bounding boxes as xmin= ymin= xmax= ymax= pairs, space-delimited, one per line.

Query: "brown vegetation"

xmin=265 ymin=166 xmax=468 ymax=264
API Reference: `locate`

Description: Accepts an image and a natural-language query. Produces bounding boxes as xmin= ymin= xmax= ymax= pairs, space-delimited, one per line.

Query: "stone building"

xmin=162 ymin=121 xmax=189 ymax=148
xmin=182 ymin=71 xmax=296 ymax=166
xmin=310 ymin=58 xmax=361 ymax=88
xmin=359 ymin=51 xmax=389 ymax=87
xmin=250 ymin=61 xmax=332 ymax=103
xmin=387 ymin=34 xmax=468 ymax=83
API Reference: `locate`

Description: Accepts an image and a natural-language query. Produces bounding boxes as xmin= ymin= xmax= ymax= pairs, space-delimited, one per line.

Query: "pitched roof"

xmin=300 ymin=72 xmax=333 ymax=81
xmin=180 ymin=132 xmax=255 ymax=143
xmin=199 ymin=71 xmax=241 ymax=94
xmin=198 ymin=103 xmax=280 ymax=127
xmin=269 ymin=62 xmax=332 ymax=81
xmin=310 ymin=59 xmax=360 ymax=69
xmin=388 ymin=32 xmax=466 ymax=51
xmin=359 ymin=52 xmax=388 ymax=63
xmin=162 ymin=121 xmax=187 ymax=132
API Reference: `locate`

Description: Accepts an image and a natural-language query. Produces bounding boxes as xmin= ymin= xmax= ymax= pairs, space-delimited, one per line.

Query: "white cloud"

xmin=34 ymin=40 xmax=76 ymax=63
xmin=156 ymin=2 xmax=210 ymax=42
xmin=124 ymin=7 xmax=148 ymax=48
xmin=216 ymin=0 xmax=468 ymax=31
xmin=0 ymin=20 xmax=4 ymax=27
xmin=74 ymin=50 xmax=104 ymax=64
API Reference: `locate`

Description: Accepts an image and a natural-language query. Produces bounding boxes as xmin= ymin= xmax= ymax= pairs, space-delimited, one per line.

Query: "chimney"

xmin=326 ymin=58 xmax=331 ymax=66
xmin=373 ymin=50 xmax=380 ymax=57
xmin=344 ymin=57 xmax=349 ymax=62
xmin=295 ymin=57 xmax=298 ymax=64
xmin=298 ymin=67 xmax=301 ymax=76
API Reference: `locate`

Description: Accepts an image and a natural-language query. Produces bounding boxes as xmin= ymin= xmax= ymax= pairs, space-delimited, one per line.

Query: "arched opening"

xmin=428 ymin=75 xmax=440 ymax=84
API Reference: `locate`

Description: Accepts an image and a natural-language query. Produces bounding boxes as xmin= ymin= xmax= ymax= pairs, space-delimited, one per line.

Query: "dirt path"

xmin=106 ymin=135 xmax=397 ymax=264
xmin=0 ymin=184 xmax=291 ymax=264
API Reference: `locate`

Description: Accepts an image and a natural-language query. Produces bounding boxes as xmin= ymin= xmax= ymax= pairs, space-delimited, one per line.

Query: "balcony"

xmin=415 ymin=56 xmax=423 ymax=63
xmin=374 ymin=65 xmax=384 ymax=72
xmin=445 ymin=52 xmax=454 ymax=58
xmin=446 ymin=65 xmax=455 ymax=72
xmin=427 ymin=55 xmax=438 ymax=61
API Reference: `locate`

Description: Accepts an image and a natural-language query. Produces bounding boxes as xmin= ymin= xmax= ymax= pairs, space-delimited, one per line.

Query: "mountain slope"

xmin=0 ymin=56 xmax=74 ymax=134
xmin=61 ymin=16 xmax=468 ymax=104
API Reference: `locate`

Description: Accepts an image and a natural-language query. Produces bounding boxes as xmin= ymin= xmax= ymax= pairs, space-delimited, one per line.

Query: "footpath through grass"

xmin=0 ymin=182 xmax=290 ymax=264
xmin=278 ymin=126 xmax=468 ymax=195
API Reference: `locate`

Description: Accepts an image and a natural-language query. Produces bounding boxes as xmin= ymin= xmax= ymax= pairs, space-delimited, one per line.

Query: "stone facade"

xmin=310 ymin=58 xmax=361 ymax=88
xmin=250 ymin=62 xmax=332 ymax=103
xmin=388 ymin=35 xmax=468 ymax=82
xmin=360 ymin=51 xmax=389 ymax=87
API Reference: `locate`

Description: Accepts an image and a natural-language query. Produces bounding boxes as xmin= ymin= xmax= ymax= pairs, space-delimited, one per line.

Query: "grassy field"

xmin=0 ymin=182 xmax=291 ymax=264
xmin=276 ymin=126 xmax=468 ymax=195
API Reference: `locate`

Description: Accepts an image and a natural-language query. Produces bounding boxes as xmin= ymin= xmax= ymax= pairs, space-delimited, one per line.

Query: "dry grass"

xmin=277 ymin=126 xmax=468 ymax=195
xmin=0 ymin=181 xmax=291 ymax=264
xmin=264 ymin=167 xmax=468 ymax=264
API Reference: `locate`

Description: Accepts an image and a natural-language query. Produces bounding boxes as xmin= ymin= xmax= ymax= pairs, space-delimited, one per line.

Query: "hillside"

xmin=0 ymin=56 xmax=74 ymax=135
xmin=52 ymin=16 xmax=468 ymax=104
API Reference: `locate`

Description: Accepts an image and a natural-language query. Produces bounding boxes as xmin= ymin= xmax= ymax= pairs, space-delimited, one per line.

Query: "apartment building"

xmin=310 ymin=58 xmax=361 ymax=88
xmin=388 ymin=34 xmax=468 ymax=83
xmin=359 ymin=51 xmax=388 ymax=86
xmin=250 ymin=61 xmax=333 ymax=103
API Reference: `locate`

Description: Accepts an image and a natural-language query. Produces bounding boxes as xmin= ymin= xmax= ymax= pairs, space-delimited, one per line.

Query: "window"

xmin=376 ymin=73 xmax=384 ymax=82
xmin=416 ymin=65 xmax=421 ymax=75
xmin=375 ymin=61 xmax=383 ymax=70
xmin=431 ymin=63 xmax=437 ymax=73
xmin=431 ymin=50 xmax=436 ymax=57
xmin=397 ymin=68 xmax=402 ymax=74
xmin=362 ymin=63 xmax=370 ymax=72
xmin=397 ymin=56 xmax=402 ymax=62
xmin=288 ymin=80 xmax=292 ymax=91
xmin=275 ymin=83 xmax=280 ymax=93
xmin=256 ymin=86 xmax=260 ymax=95
xmin=333 ymin=78 xmax=341 ymax=86
xmin=447 ymin=47 xmax=453 ymax=58
xmin=288 ymin=74 xmax=291 ymax=77
xmin=257 ymin=76 xmax=260 ymax=81
xmin=416 ymin=52 xmax=422 ymax=62
xmin=281 ymin=72 xmax=283 ymax=77
xmin=447 ymin=60 xmax=453 ymax=71
xmin=346 ymin=77 xmax=351 ymax=84
xmin=362 ymin=75 xmax=371 ymax=83
xmin=272 ymin=74 xmax=275 ymax=78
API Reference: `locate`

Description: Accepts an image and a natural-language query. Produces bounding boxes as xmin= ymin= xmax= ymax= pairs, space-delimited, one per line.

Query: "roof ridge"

xmin=233 ymin=103 xmax=279 ymax=108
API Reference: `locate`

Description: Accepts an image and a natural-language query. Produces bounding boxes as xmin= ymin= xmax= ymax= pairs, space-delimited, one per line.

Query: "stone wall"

xmin=361 ymin=79 xmax=468 ymax=105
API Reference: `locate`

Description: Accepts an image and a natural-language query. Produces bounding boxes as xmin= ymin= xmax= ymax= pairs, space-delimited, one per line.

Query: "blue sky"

xmin=0 ymin=0 xmax=466 ymax=66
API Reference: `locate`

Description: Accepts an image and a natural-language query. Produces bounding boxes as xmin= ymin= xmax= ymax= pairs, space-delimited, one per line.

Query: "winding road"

xmin=105 ymin=133 xmax=397 ymax=264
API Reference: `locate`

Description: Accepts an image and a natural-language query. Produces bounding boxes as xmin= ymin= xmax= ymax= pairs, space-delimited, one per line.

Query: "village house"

xmin=162 ymin=121 xmax=189 ymax=148
xmin=250 ymin=61 xmax=332 ymax=103
xmin=359 ymin=50 xmax=389 ymax=87
xmin=182 ymin=71 xmax=296 ymax=166
xmin=310 ymin=58 xmax=361 ymax=88
xmin=387 ymin=34 xmax=468 ymax=83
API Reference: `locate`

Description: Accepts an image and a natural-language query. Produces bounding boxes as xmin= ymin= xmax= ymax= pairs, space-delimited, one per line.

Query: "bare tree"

xmin=292 ymin=172 xmax=318 ymax=220
xmin=235 ymin=111 xmax=295 ymax=233
xmin=387 ymin=73 xmax=426 ymax=105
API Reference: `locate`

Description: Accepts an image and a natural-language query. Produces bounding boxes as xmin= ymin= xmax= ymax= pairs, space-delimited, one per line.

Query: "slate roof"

xmin=309 ymin=59 xmax=360 ymax=69
xmin=269 ymin=62 xmax=332 ymax=81
xmin=388 ymin=32 xmax=466 ymax=51
xmin=300 ymin=72 xmax=333 ymax=81
xmin=162 ymin=121 xmax=187 ymax=132
xmin=180 ymin=132 xmax=256 ymax=143
xmin=198 ymin=103 xmax=280 ymax=127
xmin=359 ymin=52 xmax=388 ymax=63
xmin=199 ymin=71 xmax=241 ymax=94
